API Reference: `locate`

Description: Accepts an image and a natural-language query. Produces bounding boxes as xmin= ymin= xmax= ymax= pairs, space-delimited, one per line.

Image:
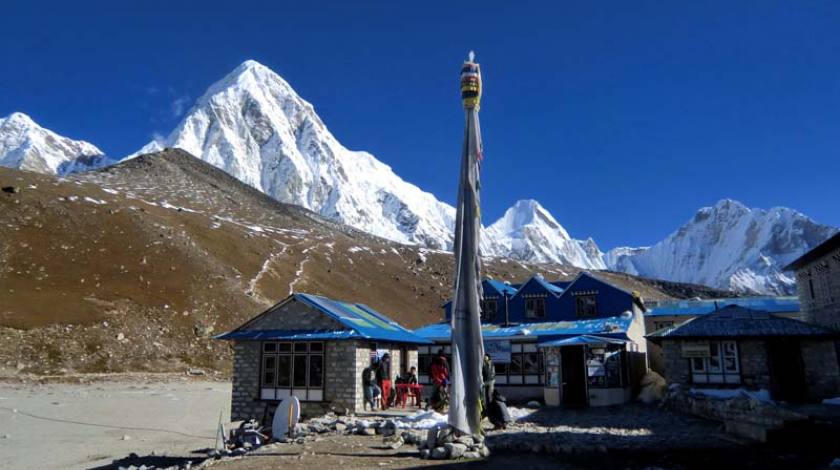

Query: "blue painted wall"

xmin=442 ymin=273 xmax=635 ymax=324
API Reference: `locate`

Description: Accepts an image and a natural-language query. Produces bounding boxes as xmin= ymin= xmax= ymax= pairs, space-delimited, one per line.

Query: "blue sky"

xmin=2 ymin=1 xmax=839 ymax=250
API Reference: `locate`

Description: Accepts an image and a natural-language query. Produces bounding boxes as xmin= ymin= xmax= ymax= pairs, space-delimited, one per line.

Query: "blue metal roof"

xmin=531 ymin=275 xmax=566 ymax=295
xmin=216 ymin=329 xmax=356 ymax=341
xmin=217 ymin=293 xmax=431 ymax=344
xmin=646 ymin=296 xmax=800 ymax=317
xmin=538 ymin=335 xmax=628 ymax=347
xmin=414 ymin=314 xmax=633 ymax=342
xmin=648 ymin=305 xmax=837 ymax=339
xmin=484 ymin=279 xmax=518 ymax=297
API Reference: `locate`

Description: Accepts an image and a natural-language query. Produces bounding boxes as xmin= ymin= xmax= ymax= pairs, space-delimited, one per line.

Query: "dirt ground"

xmin=0 ymin=375 xmax=230 ymax=470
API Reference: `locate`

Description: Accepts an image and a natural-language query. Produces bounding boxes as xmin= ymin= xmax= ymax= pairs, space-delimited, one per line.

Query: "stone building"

xmin=644 ymin=296 xmax=801 ymax=374
xmin=785 ymin=232 xmax=840 ymax=330
xmin=217 ymin=293 xmax=429 ymax=421
xmin=649 ymin=305 xmax=840 ymax=402
xmin=415 ymin=272 xmax=649 ymax=406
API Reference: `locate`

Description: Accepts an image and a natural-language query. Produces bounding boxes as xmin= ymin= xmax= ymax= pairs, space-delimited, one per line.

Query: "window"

xmin=480 ymin=298 xmax=498 ymax=322
xmin=653 ymin=320 xmax=675 ymax=331
xmin=809 ymin=278 xmax=816 ymax=300
xmin=575 ymin=295 xmax=598 ymax=318
xmin=525 ymin=297 xmax=546 ymax=319
xmin=690 ymin=340 xmax=740 ymax=385
xmin=261 ymin=341 xmax=324 ymax=401
xmin=586 ymin=345 xmax=623 ymax=388
xmin=417 ymin=343 xmax=544 ymax=386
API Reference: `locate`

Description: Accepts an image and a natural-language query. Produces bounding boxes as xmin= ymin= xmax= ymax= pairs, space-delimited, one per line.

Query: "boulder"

xmin=464 ymin=451 xmax=481 ymax=459
xmin=384 ymin=435 xmax=404 ymax=450
xmin=431 ymin=446 xmax=448 ymax=460
xmin=334 ymin=423 xmax=347 ymax=432
xmin=454 ymin=435 xmax=474 ymax=446
xmin=419 ymin=448 xmax=431 ymax=459
xmin=444 ymin=442 xmax=467 ymax=459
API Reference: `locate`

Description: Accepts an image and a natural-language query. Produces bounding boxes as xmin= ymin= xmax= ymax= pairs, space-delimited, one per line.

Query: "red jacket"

xmin=429 ymin=356 xmax=449 ymax=385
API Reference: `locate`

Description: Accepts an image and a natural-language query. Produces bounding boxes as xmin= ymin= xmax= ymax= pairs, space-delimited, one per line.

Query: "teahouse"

xmin=649 ymin=305 xmax=840 ymax=403
xmin=414 ymin=272 xmax=649 ymax=406
xmin=217 ymin=293 xmax=430 ymax=420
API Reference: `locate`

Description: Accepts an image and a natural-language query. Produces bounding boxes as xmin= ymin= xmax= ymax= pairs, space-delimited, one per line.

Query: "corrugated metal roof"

xmin=646 ymin=296 xmax=800 ymax=317
xmin=648 ymin=305 xmax=838 ymax=339
xmin=217 ymin=293 xmax=431 ymax=344
xmin=538 ymin=335 xmax=628 ymax=347
xmin=484 ymin=279 xmax=518 ymax=297
xmin=414 ymin=314 xmax=633 ymax=341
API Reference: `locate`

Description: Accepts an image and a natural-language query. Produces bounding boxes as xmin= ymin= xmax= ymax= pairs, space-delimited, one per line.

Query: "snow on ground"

xmin=388 ymin=407 xmax=536 ymax=430
xmin=689 ymin=387 xmax=773 ymax=403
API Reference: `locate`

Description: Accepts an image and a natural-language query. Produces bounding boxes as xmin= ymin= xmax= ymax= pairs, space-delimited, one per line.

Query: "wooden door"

xmin=561 ymin=346 xmax=588 ymax=406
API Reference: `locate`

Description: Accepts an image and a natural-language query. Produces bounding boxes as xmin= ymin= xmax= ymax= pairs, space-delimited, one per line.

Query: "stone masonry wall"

xmin=738 ymin=340 xmax=771 ymax=390
xmin=662 ymin=340 xmax=690 ymax=386
xmin=795 ymin=250 xmax=840 ymax=331
xmin=244 ymin=298 xmax=345 ymax=331
xmin=231 ymin=341 xmax=262 ymax=422
xmin=802 ymin=339 xmax=840 ymax=400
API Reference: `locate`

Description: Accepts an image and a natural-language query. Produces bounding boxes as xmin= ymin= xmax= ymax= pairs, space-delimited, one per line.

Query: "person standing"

xmin=482 ymin=353 xmax=496 ymax=408
xmin=362 ymin=361 xmax=380 ymax=411
xmin=429 ymin=348 xmax=450 ymax=411
xmin=377 ymin=353 xmax=393 ymax=409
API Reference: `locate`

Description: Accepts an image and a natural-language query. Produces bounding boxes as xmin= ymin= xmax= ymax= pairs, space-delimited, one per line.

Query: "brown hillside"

xmin=0 ymin=150 xmax=734 ymax=376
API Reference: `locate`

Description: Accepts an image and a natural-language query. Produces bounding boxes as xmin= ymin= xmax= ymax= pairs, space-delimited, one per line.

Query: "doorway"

xmin=561 ymin=346 xmax=587 ymax=406
xmin=767 ymin=339 xmax=807 ymax=403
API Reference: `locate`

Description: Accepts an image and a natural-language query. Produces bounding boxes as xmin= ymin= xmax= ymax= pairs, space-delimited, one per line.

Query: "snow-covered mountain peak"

xmin=606 ymin=199 xmax=837 ymax=294
xmin=0 ymin=112 xmax=111 ymax=175
xmin=131 ymin=61 xmax=456 ymax=248
xmin=490 ymin=199 xmax=570 ymax=239
xmin=483 ymin=200 xmax=605 ymax=269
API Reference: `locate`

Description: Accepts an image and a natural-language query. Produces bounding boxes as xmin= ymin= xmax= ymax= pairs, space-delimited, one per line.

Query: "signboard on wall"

xmin=484 ymin=340 xmax=511 ymax=363
xmin=681 ymin=341 xmax=711 ymax=358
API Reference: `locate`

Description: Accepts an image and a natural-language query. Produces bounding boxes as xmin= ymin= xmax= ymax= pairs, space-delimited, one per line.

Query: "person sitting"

xmin=486 ymin=389 xmax=512 ymax=430
xmin=405 ymin=366 xmax=418 ymax=385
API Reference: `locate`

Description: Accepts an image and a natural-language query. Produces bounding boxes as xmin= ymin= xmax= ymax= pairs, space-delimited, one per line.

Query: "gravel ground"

xmin=0 ymin=375 xmax=230 ymax=469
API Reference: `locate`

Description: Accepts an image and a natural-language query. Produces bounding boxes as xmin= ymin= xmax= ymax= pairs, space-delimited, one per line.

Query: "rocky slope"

xmin=0 ymin=112 xmax=113 ymax=175
xmin=605 ymin=199 xmax=838 ymax=294
xmin=0 ymin=150 xmax=730 ymax=376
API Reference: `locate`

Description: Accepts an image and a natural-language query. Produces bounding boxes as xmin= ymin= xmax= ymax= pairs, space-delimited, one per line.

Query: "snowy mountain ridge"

xmin=2 ymin=61 xmax=836 ymax=295
xmin=604 ymin=199 xmax=838 ymax=294
xmin=0 ymin=112 xmax=113 ymax=175
xmin=482 ymin=199 xmax=606 ymax=270
xmin=131 ymin=60 xmax=457 ymax=249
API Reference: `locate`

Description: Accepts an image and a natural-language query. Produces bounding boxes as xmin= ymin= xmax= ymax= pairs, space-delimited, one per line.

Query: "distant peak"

xmin=234 ymin=59 xmax=269 ymax=74
xmin=2 ymin=111 xmax=36 ymax=126
xmin=510 ymin=198 xmax=543 ymax=212
xmin=712 ymin=198 xmax=748 ymax=211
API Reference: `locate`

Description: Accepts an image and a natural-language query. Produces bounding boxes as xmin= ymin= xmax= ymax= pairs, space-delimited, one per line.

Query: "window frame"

xmin=575 ymin=294 xmax=598 ymax=318
xmin=689 ymin=340 xmax=741 ymax=385
xmin=418 ymin=343 xmax=544 ymax=386
xmin=260 ymin=341 xmax=325 ymax=402
xmin=524 ymin=297 xmax=547 ymax=319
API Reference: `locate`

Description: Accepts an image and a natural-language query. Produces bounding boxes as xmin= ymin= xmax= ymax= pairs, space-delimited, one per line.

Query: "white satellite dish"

xmin=271 ymin=396 xmax=301 ymax=440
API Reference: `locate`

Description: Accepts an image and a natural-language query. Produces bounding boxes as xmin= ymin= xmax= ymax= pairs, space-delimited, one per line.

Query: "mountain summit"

xmin=0 ymin=112 xmax=112 ymax=175
xmin=483 ymin=199 xmax=606 ymax=269
xmin=605 ymin=199 xmax=837 ymax=294
xmin=132 ymin=60 xmax=456 ymax=248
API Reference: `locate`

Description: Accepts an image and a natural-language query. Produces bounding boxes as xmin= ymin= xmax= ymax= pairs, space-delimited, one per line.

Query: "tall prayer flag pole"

xmin=448 ymin=51 xmax=485 ymax=436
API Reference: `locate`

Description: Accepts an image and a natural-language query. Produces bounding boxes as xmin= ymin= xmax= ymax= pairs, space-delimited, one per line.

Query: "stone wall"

xmin=231 ymin=341 xmax=262 ymax=422
xmin=661 ymin=340 xmax=690 ymax=386
xmin=794 ymin=249 xmax=840 ymax=331
xmin=243 ymin=298 xmax=345 ymax=331
xmin=802 ymin=339 xmax=840 ymax=400
xmin=738 ymin=340 xmax=771 ymax=389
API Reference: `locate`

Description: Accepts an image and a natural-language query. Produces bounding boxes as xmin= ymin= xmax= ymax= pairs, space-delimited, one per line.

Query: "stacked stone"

xmin=417 ymin=425 xmax=489 ymax=460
